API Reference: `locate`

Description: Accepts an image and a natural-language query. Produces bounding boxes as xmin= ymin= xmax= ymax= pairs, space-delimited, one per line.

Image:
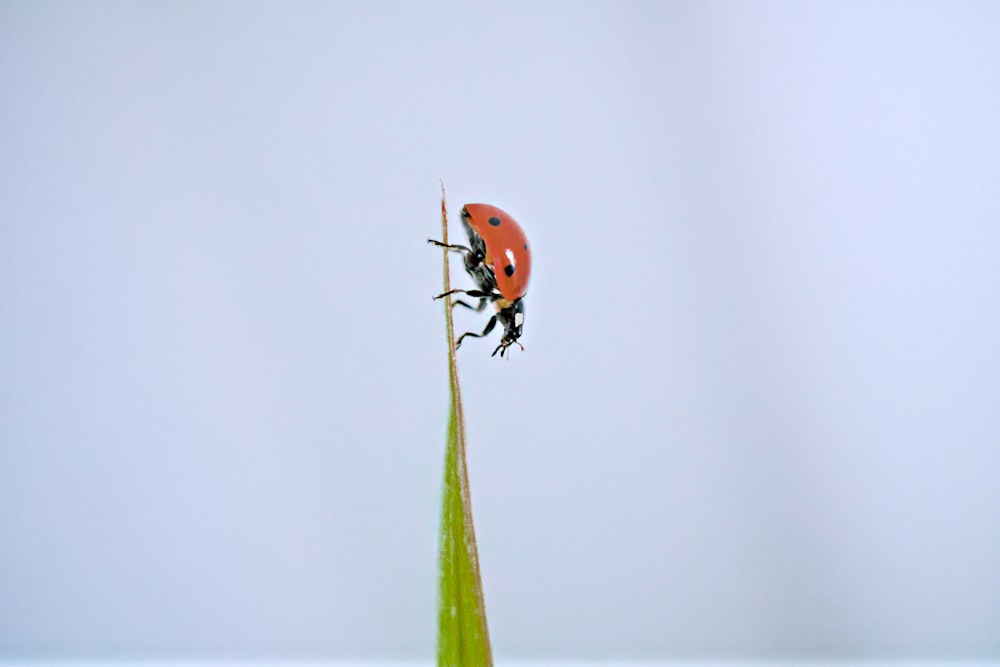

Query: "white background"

xmin=2 ymin=0 xmax=999 ymax=660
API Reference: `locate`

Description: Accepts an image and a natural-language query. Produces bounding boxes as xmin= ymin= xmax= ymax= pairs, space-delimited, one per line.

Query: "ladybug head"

xmin=493 ymin=298 xmax=525 ymax=358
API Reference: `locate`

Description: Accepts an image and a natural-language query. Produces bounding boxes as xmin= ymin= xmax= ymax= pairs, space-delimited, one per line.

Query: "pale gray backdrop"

xmin=1 ymin=0 xmax=998 ymax=661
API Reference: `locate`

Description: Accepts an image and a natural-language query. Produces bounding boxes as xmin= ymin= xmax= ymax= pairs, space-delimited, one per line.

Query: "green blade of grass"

xmin=436 ymin=182 xmax=493 ymax=667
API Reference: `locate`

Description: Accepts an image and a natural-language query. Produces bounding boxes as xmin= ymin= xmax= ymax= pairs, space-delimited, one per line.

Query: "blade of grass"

xmin=437 ymin=182 xmax=493 ymax=667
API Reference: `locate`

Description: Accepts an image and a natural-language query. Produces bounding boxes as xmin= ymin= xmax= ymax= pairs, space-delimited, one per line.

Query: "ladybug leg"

xmin=493 ymin=340 xmax=525 ymax=358
xmin=456 ymin=315 xmax=497 ymax=349
xmin=427 ymin=239 xmax=472 ymax=253
xmin=452 ymin=297 xmax=488 ymax=312
xmin=433 ymin=288 xmax=491 ymax=301
xmin=428 ymin=239 xmax=487 ymax=272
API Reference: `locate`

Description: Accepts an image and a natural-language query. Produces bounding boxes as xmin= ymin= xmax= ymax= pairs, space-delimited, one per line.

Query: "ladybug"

xmin=428 ymin=203 xmax=532 ymax=357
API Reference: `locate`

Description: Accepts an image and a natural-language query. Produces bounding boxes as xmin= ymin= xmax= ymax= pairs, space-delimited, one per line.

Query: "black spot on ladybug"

xmin=504 ymin=264 xmax=515 ymax=277
xmin=488 ymin=216 xmax=502 ymax=226
xmin=524 ymin=243 xmax=528 ymax=250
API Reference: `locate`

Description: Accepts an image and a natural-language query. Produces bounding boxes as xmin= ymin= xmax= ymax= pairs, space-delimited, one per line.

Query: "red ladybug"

xmin=429 ymin=203 xmax=532 ymax=357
